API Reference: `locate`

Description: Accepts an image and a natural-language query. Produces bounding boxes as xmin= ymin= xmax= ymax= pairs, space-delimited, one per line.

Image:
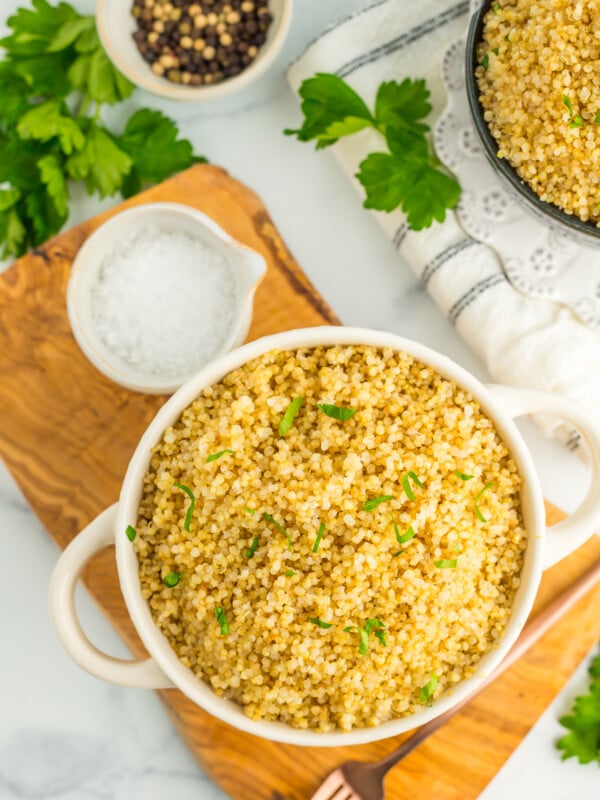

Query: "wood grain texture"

xmin=0 ymin=163 xmax=598 ymax=800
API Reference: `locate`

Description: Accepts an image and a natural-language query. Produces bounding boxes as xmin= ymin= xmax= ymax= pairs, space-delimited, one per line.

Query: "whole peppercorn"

xmin=131 ymin=0 xmax=274 ymax=87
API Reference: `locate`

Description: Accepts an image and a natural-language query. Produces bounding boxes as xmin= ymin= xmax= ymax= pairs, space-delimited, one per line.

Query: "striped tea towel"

xmin=287 ymin=0 xmax=600 ymax=451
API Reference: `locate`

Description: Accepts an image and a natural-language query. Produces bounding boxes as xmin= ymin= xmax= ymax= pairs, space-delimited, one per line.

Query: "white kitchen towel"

xmin=287 ymin=0 xmax=600 ymax=451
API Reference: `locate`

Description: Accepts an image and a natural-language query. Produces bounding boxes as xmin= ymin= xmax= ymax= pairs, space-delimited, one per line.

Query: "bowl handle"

xmin=487 ymin=385 xmax=600 ymax=569
xmin=48 ymin=504 xmax=173 ymax=688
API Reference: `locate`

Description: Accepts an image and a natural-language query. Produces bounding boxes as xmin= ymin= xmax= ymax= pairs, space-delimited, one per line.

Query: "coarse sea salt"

xmin=90 ymin=227 xmax=237 ymax=380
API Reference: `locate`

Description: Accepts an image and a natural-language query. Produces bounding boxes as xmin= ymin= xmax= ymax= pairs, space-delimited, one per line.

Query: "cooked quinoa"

xmin=135 ymin=345 xmax=526 ymax=732
xmin=476 ymin=0 xmax=600 ymax=223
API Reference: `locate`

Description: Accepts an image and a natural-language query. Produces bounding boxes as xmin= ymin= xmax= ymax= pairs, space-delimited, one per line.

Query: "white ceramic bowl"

xmin=67 ymin=202 xmax=266 ymax=394
xmin=49 ymin=326 xmax=600 ymax=746
xmin=96 ymin=0 xmax=293 ymax=101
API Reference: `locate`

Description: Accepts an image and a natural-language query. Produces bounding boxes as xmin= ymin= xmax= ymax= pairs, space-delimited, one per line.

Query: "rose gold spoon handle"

xmin=373 ymin=556 xmax=600 ymax=775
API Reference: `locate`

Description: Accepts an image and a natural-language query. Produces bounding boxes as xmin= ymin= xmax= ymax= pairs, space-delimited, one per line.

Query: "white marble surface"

xmin=0 ymin=1 xmax=598 ymax=798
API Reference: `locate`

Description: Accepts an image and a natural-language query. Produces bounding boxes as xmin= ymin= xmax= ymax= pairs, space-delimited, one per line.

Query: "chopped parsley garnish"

xmin=364 ymin=495 xmax=393 ymax=512
xmin=480 ymin=53 xmax=490 ymax=69
xmin=344 ymin=618 xmax=386 ymax=655
xmin=310 ymin=617 xmax=333 ymax=629
xmin=394 ymin=523 xmax=416 ymax=545
xmin=595 ymin=112 xmax=600 ymax=124
xmin=163 ymin=571 xmax=182 ymax=587
xmin=312 ymin=522 xmax=326 ymax=553
xmin=278 ymin=396 xmax=303 ymax=436
xmin=493 ymin=2 xmax=500 ymax=11
xmin=214 ymin=606 xmax=230 ymax=635
xmin=284 ymin=569 xmax=296 ymax=577
xmin=419 ymin=673 xmax=439 ymax=705
xmin=504 ymin=32 xmax=510 ymax=41
xmin=262 ymin=512 xmax=292 ymax=550
xmin=317 ymin=403 xmax=357 ymax=421
xmin=563 ymin=95 xmax=585 ymax=128
xmin=245 ymin=507 xmax=256 ymax=515
xmin=435 ymin=559 xmax=458 ymax=569
xmin=474 ymin=481 xmax=495 ymax=523
xmin=126 ymin=524 xmax=136 ymax=542
xmin=244 ymin=536 xmax=259 ymax=558
xmin=206 ymin=449 xmax=235 ymax=463
xmin=454 ymin=469 xmax=474 ymax=481
xmin=492 ymin=47 xmax=499 ymax=55
xmin=563 ymin=95 xmax=574 ymax=115
xmin=402 ymin=471 xmax=424 ymax=501
xmin=173 ymin=482 xmax=195 ymax=531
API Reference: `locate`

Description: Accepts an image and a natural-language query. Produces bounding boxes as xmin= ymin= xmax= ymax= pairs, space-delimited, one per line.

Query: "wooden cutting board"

xmin=0 ymin=164 xmax=598 ymax=800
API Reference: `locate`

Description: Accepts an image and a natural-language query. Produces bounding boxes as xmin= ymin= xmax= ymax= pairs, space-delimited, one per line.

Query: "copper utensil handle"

xmin=376 ymin=556 xmax=600 ymax=773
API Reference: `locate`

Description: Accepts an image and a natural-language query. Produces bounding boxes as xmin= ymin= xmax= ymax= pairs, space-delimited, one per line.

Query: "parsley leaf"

xmin=117 ymin=108 xmax=206 ymax=197
xmin=65 ymin=121 xmax=132 ymax=197
xmin=557 ymin=650 xmax=600 ymax=764
xmin=375 ymin=79 xmax=431 ymax=135
xmin=37 ymin=153 xmax=69 ymax=217
xmin=16 ymin=100 xmax=85 ymax=155
xmin=284 ymin=72 xmax=374 ymax=148
xmin=357 ymin=152 xmax=461 ymax=229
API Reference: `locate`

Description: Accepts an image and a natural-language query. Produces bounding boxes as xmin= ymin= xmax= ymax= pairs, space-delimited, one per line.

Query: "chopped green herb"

xmin=563 ymin=95 xmax=574 ymax=115
xmin=504 ymin=32 xmax=510 ymax=41
xmin=262 ymin=512 xmax=292 ymax=550
xmin=163 ymin=571 xmax=182 ymax=587
xmin=278 ymin=396 xmax=303 ymax=436
xmin=310 ymin=617 xmax=333 ymax=629
xmin=492 ymin=2 xmax=500 ymax=11
xmin=312 ymin=522 xmax=326 ymax=553
xmin=206 ymin=449 xmax=235 ymax=463
xmin=394 ymin=522 xmax=416 ymax=545
xmin=214 ymin=606 xmax=230 ymax=635
xmin=364 ymin=495 xmax=393 ymax=512
xmin=366 ymin=618 xmax=387 ymax=647
xmin=284 ymin=569 xmax=296 ymax=577
xmin=402 ymin=471 xmax=424 ymax=501
xmin=344 ymin=619 xmax=386 ymax=654
xmin=174 ymin=482 xmax=195 ymax=531
xmin=492 ymin=47 xmax=499 ymax=55
xmin=245 ymin=507 xmax=256 ymax=515
xmin=126 ymin=524 xmax=136 ymax=542
xmin=317 ymin=403 xmax=357 ymax=421
xmin=454 ymin=469 xmax=474 ymax=481
xmin=480 ymin=54 xmax=490 ymax=69
xmin=244 ymin=536 xmax=259 ymax=559
xmin=595 ymin=112 xmax=600 ymax=124
xmin=474 ymin=481 xmax=495 ymax=523
xmin=435 ymin=559 xmax=458 ymax=569
xmin=419 ymin=673 xmax=439 ymax=705
xmin=557 ymin=649 xmax=600 ymax=764
xmin=452 ymin=543 xmax=462 ymax=553
xmin=570 ymin=115 xmax=584 ymax=128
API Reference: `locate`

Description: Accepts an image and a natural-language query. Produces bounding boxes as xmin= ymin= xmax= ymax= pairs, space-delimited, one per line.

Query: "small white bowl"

xmin=96 ymin=0 xmax=293 ymax=102
xmin=67 ymin=202 xmax=266 ymax=394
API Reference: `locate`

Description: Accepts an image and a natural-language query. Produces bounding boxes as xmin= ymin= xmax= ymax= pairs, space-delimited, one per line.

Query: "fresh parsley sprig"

xmin=557 ymin=649 xmax=600 ymax=764
xmin=285 ymin=73 xmax=460 ymax=230
xmin=0 ymin=0 xmax=206 ymax=258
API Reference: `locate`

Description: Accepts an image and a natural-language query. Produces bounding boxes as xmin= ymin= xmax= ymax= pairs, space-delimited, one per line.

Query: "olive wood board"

xmin=0 ymin=164 xmax=598 ymax=800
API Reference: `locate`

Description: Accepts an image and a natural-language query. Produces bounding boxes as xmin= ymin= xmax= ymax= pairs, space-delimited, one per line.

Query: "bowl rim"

xmin=66 ymin=201 xmax=267 ymax=394
xmin=113 ymin=325 xmax=546 ymax=746
xmin=464 ymin=0 xmax=600 ymax=241
xmin=95 ymin=0 xmax=293 ymax=101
